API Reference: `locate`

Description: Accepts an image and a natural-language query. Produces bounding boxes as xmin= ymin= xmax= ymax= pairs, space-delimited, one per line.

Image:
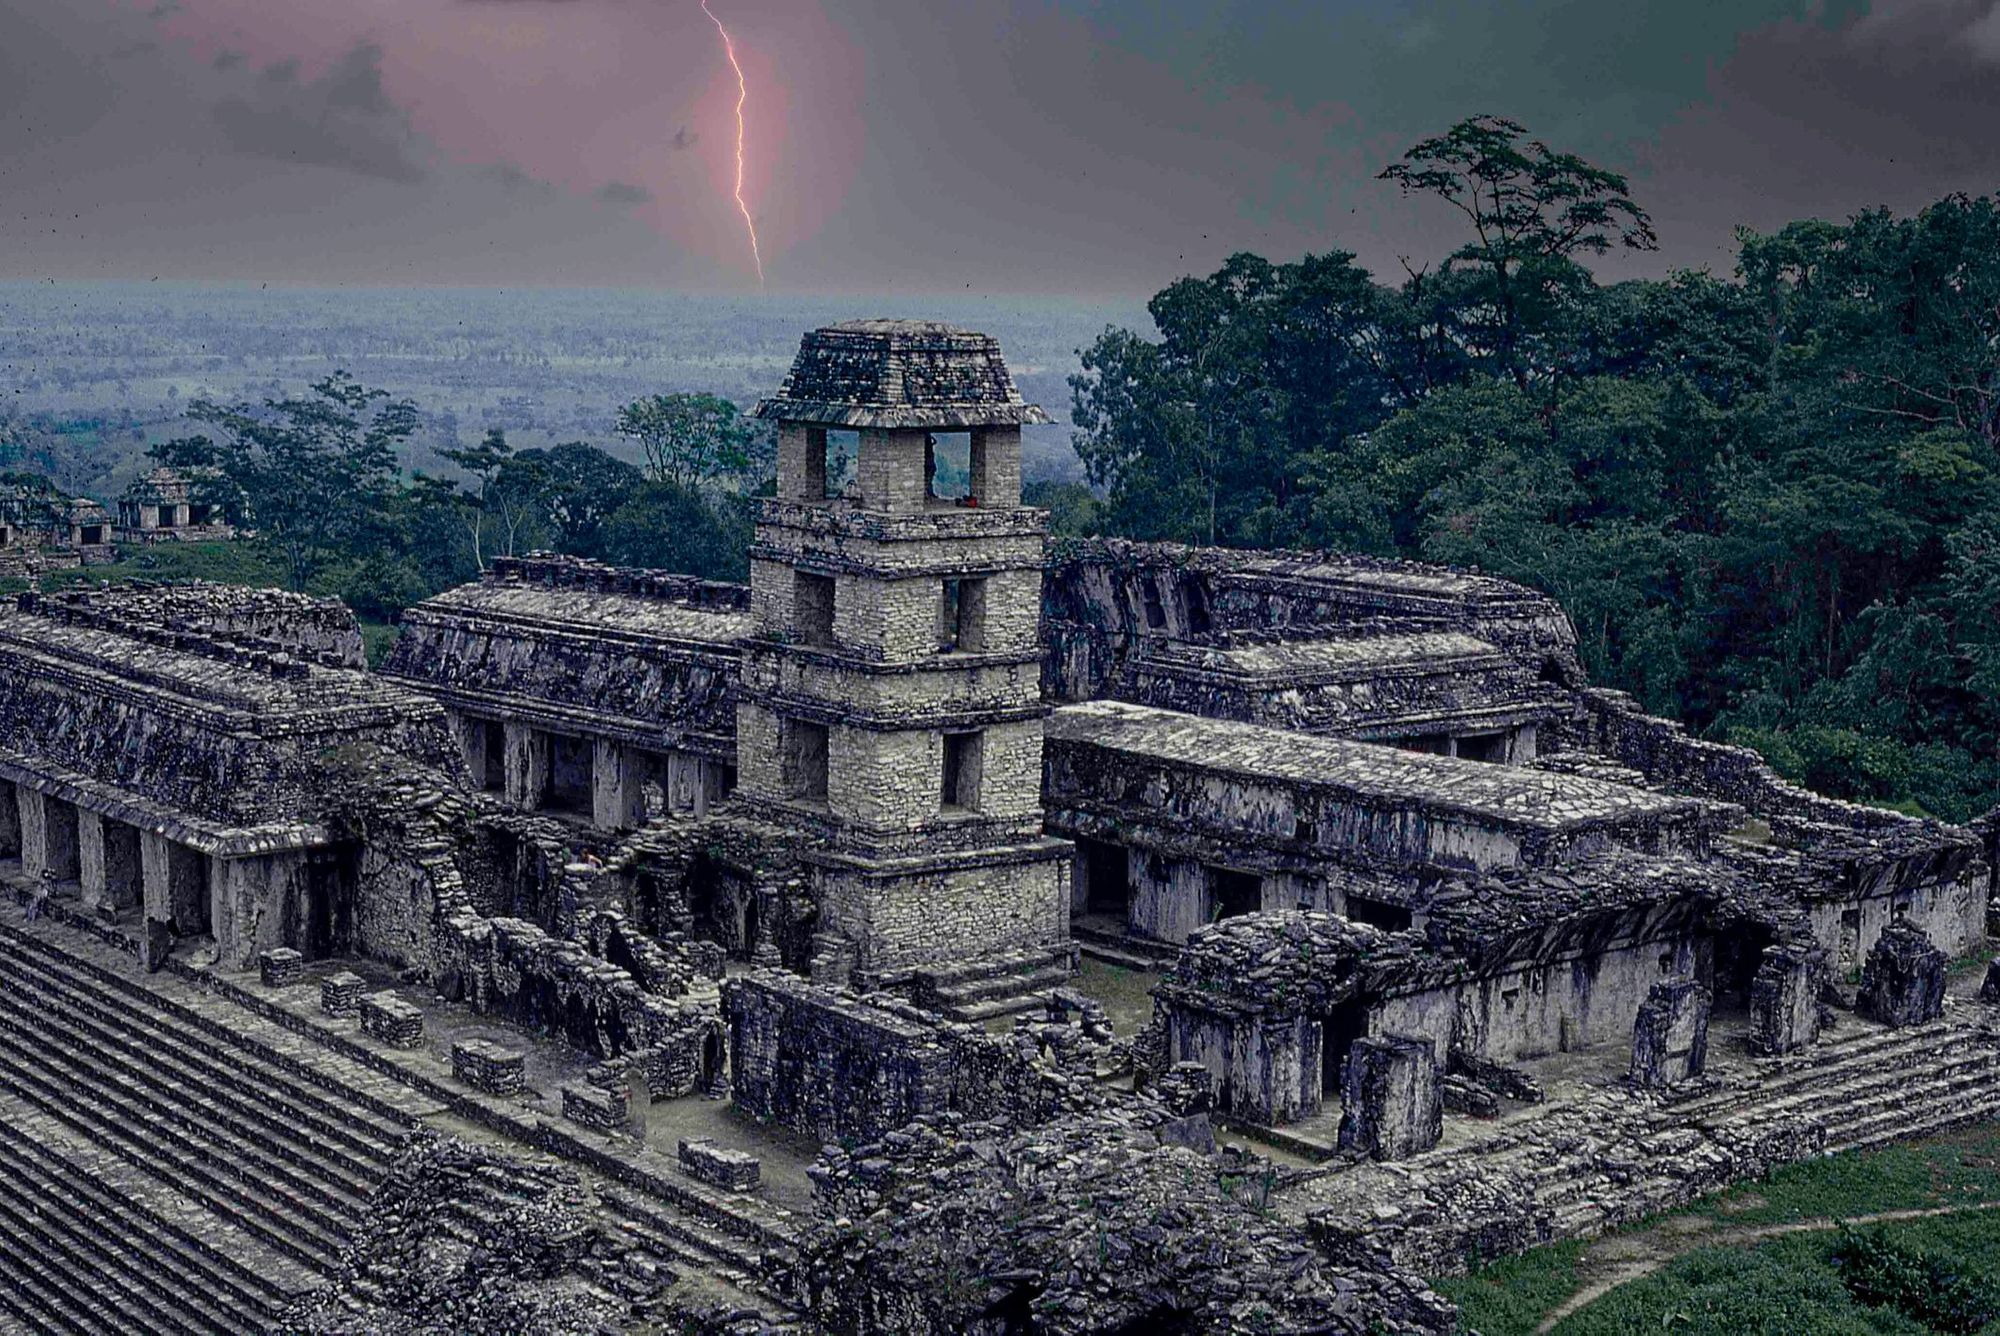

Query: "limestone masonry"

xmin=1 ymin=319 xmax=1996 ymax=1335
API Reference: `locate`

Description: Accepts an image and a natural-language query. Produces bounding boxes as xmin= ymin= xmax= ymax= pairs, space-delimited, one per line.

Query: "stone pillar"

xmin=208 ymin=856 xmax=236 ymax=966
xmin=213 ymin=853 xmax=308 ymax=971
xmin=141 ymin=831 xmax=173 ymax=927
xmin=1748 ymin=940 xmax=1828 ymax=1056
xmin=1337 ymin=1035 xmax=1442 ymax=1161
xmin=1129 ymin=854 xmax=1208 ymax=945
xmin=1858 ymin=922 xmax=1948 ymax=1027
xmin=454 ymin=712 xmax=489 ymax=787
xmin=17 ymin=788 xmax=48 ymax=881
xmin=592 ymin=739 xmax=646 ymax=831
xmin=667 ymin=751 xmax=721 ymax=816
xmin=503 ymin=722 xmax=550 ymax=810
xmin=0 ymin=779 xmax=20 ymax=860
xmin=1629 ymin=977 xmax=1712 ymax=1087
xmin=21 ymin=791 xmax=79 ymax=884
xmin=77 ymin=809 xmax=109 ymax=916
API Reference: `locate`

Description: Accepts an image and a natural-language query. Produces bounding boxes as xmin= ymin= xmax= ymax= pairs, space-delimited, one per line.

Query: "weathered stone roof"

xmin=0 ymin=595 xmax=456 ymax=843
xmin=413 ymin=576 xmax=753 ymax=647
xmin=120 ymin=465 xmax=206 ymax=505
xmin=1161 ymin=911 xmax=1439 ymax=1014
xmin=754 ymin=319 xmax=1054 ymax=429
xmin=1123 ymin=632 xmax=1573 ymax=740
xmin=46 ymin=582 xmax=366 ymax=667
xmin=1190 ymin=631 xmax=1500 ymax=675
xmin=382 ymin=555 xmax=747 ymax=757
xmin=1048 ymin=700 xmax=1711 ymax=833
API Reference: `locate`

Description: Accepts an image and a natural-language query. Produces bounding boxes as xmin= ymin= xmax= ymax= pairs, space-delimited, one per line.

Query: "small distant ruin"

xmin=0 ymin=477 xmax=113 ymax=577
xmin=115 ymin=465 xmax=236 ymax=544
xmin=1 ymin=319 xmax=1996 ymax=1335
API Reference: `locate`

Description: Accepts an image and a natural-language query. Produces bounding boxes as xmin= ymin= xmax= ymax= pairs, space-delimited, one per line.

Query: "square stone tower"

xmin=745 ymin=320 xmax=1072 ymax=993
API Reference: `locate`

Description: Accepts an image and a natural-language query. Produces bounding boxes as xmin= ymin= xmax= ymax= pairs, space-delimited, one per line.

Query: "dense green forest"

xmin=107 ymin=115 xmax=2000 ymax=823
xmin=1051 ymin=115 xmax=2000 ymax=823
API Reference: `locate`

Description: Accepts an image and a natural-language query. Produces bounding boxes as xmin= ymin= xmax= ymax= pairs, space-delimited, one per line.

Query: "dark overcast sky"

xmin=5 ymin=0 xmax=2000 ymax=295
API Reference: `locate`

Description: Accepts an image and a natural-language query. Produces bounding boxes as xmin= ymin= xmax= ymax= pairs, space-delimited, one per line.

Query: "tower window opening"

xmin=942 ymin=730 xmax=984 ymax=811
xmin=825 ymin=430 xmax=858 ymax=498
xmin=783 ymin=719 xmax=829 ymax=804
xmin=940 ymin=577 xmax=988 ymax=653
xmin=795 ymin=571 xmax=836 ymax=647
xmin=925 ymin=433 xmax=971 ymax=502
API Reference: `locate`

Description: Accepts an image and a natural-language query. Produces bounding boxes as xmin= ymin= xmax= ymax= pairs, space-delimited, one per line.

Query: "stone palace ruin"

xmin=2 ymin=319 xmax=1997 ymax=1334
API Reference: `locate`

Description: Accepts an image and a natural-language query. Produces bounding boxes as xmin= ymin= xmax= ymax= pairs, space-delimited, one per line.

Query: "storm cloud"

xmin=6 ymin=0 xmax=2000 ymax=293
xmin=210 ymin=43 xmax=427 ymax=184
xmin=594 ymin=180 xmax=654 ymax=206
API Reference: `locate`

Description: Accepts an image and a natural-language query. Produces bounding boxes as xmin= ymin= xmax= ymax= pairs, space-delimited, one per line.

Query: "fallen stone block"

xmin=1441 ymin=1073 xmax=1500 ymax=1119
xmin=1858 ymin=922 xmax=1947 ymax=1027
xmin=452 ymin=1039 xmax=526 ymax=1096
xmin=563 ymin=1081 xmax=627 ymax=1133
xmin=1338 ymin=1034 xmax=1442 ymax=1162
xmin=359 ymin=991 xmax=424 ymax=1048
xmin=258 ymin=947 xmax=305 ymax=989
xmin=678 ymin=1137 xmax=760 ymax=1191
xmin=1749 ymin=941 xmax=1828 ymax=1056
xmin=320 ymin=971 xmax=367 ymax=1019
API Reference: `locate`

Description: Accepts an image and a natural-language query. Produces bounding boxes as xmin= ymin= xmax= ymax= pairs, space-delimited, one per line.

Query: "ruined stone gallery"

xmin=2 ymin=321 xmax=1996 ymax=1334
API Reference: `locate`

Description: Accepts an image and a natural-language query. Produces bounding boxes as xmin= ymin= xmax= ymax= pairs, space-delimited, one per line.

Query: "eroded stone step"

xmin=0 ymin=991 xmax=379 ymax=1227
xmin=0 ymin=968 xmax=401 ymax=1200
xmin=0 ymin=923 xmax=434 ymax=1129
xmin=3 ymin=942 xmax=413 ymax=1166
xmin=0 ymin=1040 xmax=353 ymax=1269
xmin=0 ymin=1117 xmax=297 ymax=1330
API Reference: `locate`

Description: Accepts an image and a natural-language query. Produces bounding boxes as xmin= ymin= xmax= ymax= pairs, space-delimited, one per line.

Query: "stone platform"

xmin=0 ymin=873 xmax=813 ymax=1329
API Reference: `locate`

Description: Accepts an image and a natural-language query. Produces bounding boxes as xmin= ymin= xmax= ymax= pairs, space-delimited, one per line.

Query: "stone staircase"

xmin=906 ymin=943 xmax=1078 ymax=1022
xmin=0 ymin=1092 xmax=311 ymax=1335
xmin=1294 ymin=999 xmax=2000 ymax=1274
xmin=0 ymin=903 xmax=812 ymax=1331
xmin=1069 ymin=917 xmax=1181 ymax=971
xmin=597 ymin=1183 xmax=804 ymax=1313
xmin=0 ymin=920 xmax=427 ymax=1328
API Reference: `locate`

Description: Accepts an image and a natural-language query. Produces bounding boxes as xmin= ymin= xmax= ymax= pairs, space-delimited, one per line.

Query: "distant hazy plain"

xmin=0 ymin=283 xmax=1147 ymax=497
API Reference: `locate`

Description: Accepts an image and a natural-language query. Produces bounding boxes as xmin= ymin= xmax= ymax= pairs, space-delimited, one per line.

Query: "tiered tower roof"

xmin=754 ymin=319 xmax=1054 ymax=429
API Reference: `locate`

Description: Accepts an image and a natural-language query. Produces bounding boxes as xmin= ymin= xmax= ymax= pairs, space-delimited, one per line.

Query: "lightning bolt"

xmin=701 ymin=0 xmax=764 ymax=287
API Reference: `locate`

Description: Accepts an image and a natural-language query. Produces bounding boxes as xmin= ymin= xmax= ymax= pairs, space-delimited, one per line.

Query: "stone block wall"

xmin=724 ymin=972 xmax=1102 ymax=1144
xmin=815 ymin=849 xmax=1069 ymax=983
xmin=1628 ymin=977 xmax=1711 ymax=1086
xmin=1337 ymin=1035 xmax=1442 ymax=1161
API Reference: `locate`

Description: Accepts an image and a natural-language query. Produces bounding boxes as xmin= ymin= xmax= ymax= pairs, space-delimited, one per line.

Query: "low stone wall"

xmin=724 ymin=971 xmax=1107 ymax=1144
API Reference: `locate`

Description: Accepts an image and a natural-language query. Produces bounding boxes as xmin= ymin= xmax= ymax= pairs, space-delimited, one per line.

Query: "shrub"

xmin=1832 ymin=1221 xmax=1998 ymax=1334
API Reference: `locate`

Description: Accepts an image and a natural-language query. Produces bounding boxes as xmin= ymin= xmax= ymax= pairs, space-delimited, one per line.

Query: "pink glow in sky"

xmin=138 ymin=0 xmax=865 ymax=282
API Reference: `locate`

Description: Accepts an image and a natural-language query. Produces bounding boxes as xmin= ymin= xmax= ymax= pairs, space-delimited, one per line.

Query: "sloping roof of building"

xmin=754 ymin=319 xmax=1054 ymax=429
xmin=1047 ymin=699 xmax=1710 ymax=831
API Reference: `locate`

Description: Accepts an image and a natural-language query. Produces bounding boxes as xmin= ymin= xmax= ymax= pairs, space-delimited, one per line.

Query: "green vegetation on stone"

xmin=1439 ymin=1125 xmax=2000 ymax=1336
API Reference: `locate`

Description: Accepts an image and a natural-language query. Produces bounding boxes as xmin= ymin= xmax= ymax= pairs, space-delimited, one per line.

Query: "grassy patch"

xmin=1550 ymin=1214 xmax=2000 ymax=1335
xmin=1072 ymin=956 xmax=1159 ymax=1036
xmin=1433 ymin=1239 xmax=1584 ymax=1336
xmin=46 ymin=541 xmax=291 ymax=589
xmin=1435 ymin=1125 xmax=2000 ymax=1335
xmin=1681 ymin=1128 xmax=2000 ymax=1228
